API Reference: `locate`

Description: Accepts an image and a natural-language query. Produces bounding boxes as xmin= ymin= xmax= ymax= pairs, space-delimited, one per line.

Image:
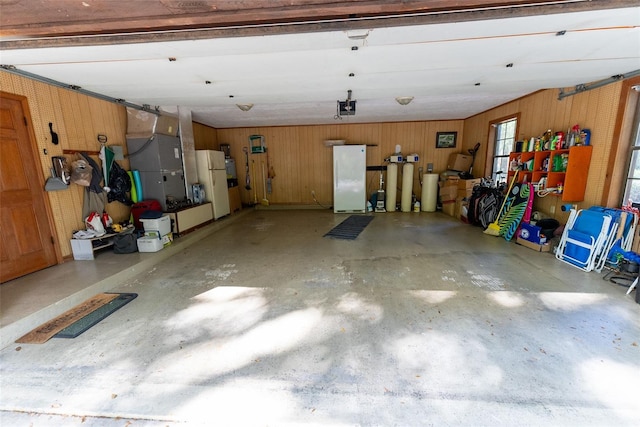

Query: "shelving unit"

xmin=70 ymin=233 xmax=116 ymax=260
xmin=508 ymin=145 xmax=592 ymax=202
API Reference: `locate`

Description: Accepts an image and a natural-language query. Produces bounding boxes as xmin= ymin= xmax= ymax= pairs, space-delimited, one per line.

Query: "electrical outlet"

xmin=549 ymin=205 xmax=556 ymax=214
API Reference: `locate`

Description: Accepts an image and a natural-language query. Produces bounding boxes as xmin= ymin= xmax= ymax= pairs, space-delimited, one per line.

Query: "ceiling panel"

xmin=1 ymin=5 xmax=638 ymax=128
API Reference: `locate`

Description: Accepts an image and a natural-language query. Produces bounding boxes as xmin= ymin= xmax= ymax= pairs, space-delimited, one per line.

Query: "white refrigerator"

xmin=195 ymin=150 xmax=231 ymax=220
xmin=333 ymin=145 xmax=367 ymax=213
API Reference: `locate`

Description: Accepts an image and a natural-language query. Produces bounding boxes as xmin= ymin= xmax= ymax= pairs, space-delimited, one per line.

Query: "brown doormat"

xmin=16 ymin=293 xmax=120 ymax=344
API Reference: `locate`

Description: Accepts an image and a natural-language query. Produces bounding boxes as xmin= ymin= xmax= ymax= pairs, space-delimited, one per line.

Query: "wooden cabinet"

xmin=508 ymin=145 xmax=592 ymax=202
xmin=167 ymin=202 xmax=214 ymax=236
xmin=228 ymin=186 xmax=241 ymax=214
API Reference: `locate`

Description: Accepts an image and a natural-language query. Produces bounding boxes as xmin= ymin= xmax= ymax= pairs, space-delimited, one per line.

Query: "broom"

xmin=484 ymin=170 xmax=519 ymax=236
xmin=260 ymin=161 xmax=270 ymax=206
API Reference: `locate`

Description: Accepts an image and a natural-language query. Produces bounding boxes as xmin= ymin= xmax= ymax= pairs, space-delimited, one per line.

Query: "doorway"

xmin=0 ymin=92 xmax=58 ymax=283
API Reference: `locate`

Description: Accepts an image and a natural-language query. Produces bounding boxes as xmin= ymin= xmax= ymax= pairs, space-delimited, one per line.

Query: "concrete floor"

xmin=0 ymin=209 xmax=638 ymax=426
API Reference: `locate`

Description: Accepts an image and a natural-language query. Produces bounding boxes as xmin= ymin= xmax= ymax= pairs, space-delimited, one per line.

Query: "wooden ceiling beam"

xmin=1 ymin=0 xmax=636 ymax=49
xmin=0 ymin=0 xmax=563 ymax=37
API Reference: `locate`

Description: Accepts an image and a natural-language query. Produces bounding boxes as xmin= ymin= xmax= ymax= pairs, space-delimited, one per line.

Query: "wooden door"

xmin=0 ymin=92 xmax=58 ymax=283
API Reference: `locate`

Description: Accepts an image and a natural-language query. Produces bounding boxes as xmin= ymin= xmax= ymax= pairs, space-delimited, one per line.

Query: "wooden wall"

xmin=215 ymin=120 xmax=465 ymax=207
xmin=3 ymin=68 xmax=633 ymax=260
xmin=463 ymin=83 xmax=624 ymax=222
xmin=1 ymin=72 xmax=130 ymax=258
xmin=193 ymin=122 xmax=218 ymax=150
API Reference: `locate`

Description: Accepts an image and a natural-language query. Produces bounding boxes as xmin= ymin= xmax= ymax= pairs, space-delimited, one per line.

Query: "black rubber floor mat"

xmin=53 ymin=293 xmax=138 ymax=339
xmin=324 ymin=215 xmax=374 ymax=240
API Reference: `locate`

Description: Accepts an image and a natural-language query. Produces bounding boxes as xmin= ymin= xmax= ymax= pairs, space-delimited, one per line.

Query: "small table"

xmin=70 ymin=233 xmax=116 ymax=260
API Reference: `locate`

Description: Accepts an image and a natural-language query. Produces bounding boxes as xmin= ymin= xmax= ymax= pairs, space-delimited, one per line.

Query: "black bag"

xmin=467 ymin=184 xmax=504 ymax=229
xmin=108 ymin=161 xmax=133 ymax=206
xmin=113 ymin=229 xmax=138 ymax=254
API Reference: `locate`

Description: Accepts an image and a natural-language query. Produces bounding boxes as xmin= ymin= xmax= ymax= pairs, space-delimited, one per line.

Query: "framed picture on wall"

xmin=436 ymin=132 xmax=457 ymax=148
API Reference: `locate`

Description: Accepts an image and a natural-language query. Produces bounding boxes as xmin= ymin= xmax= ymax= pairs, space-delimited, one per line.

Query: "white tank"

xmin=386 ymin=163 xmax=398 ymax=212
xmin=421 ymin=173 xmax=439 ymax=212
xmin=401 ymin=163 xmax=414 ymax=212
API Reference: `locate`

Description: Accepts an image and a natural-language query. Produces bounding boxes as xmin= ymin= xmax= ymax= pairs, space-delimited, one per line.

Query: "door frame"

xmin=2 ymin=91 xmax=63 ymax=265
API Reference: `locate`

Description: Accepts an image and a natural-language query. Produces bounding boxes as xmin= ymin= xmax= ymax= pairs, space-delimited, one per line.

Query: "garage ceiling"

xmin=1 ymin=0 xmax=639 ymax=129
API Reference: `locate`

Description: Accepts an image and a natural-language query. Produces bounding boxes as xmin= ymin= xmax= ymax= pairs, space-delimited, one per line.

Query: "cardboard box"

xmin=447 ymin=153 xmax=473 ymax=172
xmin=126 ymin=108 xmax=179 ymax=137
xmin=439 ymin=185 xmax=457 ymax=203
xmin=457 ymin=178 xmax=481 ymax=190
xmin=516 ymin=237 xmax=551 ymax=252
xmin=161 ymin=232 xmax=173 ymax=247
xmin=455 ymin=196 xmax=467 ymax=220
xmin=155 ymin=115 xmax=179 ymax=137
xmin=442 ymin=201 xmax=456 ymax=216
xmin=458 ymin=188 xmax=474 ymax=199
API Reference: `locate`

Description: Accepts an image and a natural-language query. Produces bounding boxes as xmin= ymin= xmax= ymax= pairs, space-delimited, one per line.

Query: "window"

xmin=492 ymin=117 xmax=518 ymax=184
xmin=622 ymin=100 xmax=640 ymax=204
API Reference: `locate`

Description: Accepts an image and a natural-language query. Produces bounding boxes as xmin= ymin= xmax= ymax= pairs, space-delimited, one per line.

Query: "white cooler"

xmin=140 ymin=215 xmax=171 ymax=237
xmin=137 ymin=237 xmax=163 ymax=253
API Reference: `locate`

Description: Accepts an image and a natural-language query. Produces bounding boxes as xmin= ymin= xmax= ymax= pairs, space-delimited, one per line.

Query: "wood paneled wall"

xmin=216 ymin=120 xmax=465 ymax=206
xmin=1 ymin=72 xmax=130 ymax=258
xmin=193 ymin=122 xmax=218 ymax=150
xmin=3 ymin=69 xmax=631 ymax=260
xmin=463 ymin=83 xmax=624 ymax=221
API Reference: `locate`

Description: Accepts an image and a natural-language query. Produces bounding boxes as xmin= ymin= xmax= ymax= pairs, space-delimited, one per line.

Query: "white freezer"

xmin=197 ymin=149 xmax=226 ymax=170
xmin=195 ymin=150 xmax=231 ymax=220
xmin=333 ymin=145 xmax=367 ymax=213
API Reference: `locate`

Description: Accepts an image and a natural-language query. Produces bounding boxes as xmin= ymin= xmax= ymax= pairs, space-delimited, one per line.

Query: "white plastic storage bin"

xmin=140 ymin=215 xmax=171 ymax=237
xmin=137 ymin=236 xmax=163 ymax=253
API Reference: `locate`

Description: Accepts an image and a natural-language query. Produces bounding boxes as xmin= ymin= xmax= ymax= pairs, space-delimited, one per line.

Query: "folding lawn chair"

xmin=588 ymin=206 xmax=638 ymax=273
xmin=626 ymin=276 xmax=638 ymax=296
xmin=556 ymin=209 xmax=613 ymax=272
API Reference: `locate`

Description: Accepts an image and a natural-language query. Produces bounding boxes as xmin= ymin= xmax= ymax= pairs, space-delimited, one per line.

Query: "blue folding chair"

xmin=556 ymin=209 xmax=612 ymax=272
xmin=587 ymin=206 xmax=638 ymax=272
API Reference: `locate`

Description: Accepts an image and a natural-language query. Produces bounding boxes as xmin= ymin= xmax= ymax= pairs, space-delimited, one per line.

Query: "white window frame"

xmin=622 ymin=99 xmax=640 ymax=205
xmin=491 ymin=117 xmax=518 ymax=184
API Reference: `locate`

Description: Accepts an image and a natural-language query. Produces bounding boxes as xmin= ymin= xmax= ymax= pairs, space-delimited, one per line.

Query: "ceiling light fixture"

xmin=337 ymin=90 xmax=356 ymax=116
xmin=236 ymin=103 xmax=253 ymax=112
xmin=395 ymin=96 xmax=414 ymax=106
xmin=347 ymin=31 xmax=369 ymax=41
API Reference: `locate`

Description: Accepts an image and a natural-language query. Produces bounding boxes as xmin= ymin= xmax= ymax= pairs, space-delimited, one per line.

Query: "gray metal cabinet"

xmin=126 ymin=134 xmax=186 ymax=210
